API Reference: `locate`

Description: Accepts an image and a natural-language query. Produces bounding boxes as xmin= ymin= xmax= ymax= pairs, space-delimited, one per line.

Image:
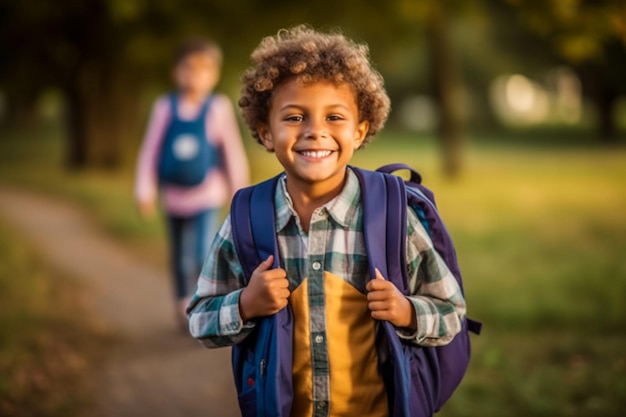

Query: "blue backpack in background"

xmin=158 ymin=94 xmax=219 ymax=187
xmin=229 ymin=164 xmax=482 ymax=417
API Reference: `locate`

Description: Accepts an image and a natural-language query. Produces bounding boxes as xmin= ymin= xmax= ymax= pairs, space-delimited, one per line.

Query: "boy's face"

xmin=258 ymin=79 xmax=369 ymax=193
xmin=173 ymin=52 xmax=220 ymax=96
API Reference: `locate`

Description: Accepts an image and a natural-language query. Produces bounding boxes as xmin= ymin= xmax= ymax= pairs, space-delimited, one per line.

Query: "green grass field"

xmin=1 ymin=123 xmax=625 ymax=416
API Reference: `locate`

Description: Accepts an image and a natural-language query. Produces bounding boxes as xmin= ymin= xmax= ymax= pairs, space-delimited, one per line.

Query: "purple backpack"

xmin=230 ymin=164 xmax=482 ymax=417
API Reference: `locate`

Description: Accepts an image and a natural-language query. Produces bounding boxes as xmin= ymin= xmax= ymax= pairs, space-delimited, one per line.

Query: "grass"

xmin=1 ymin=122 xmax=625 ymax=416
xmin=0 ymin=219 xmax=110 ymax=417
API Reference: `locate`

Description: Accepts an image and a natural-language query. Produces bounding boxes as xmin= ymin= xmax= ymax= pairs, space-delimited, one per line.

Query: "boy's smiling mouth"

xmin=298 ymin=150 xmax=333 ymax=159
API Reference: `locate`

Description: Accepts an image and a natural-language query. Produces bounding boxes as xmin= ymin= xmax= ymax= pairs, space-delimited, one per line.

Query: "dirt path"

xmin=0 ymin=186 xmax=240 ymax=417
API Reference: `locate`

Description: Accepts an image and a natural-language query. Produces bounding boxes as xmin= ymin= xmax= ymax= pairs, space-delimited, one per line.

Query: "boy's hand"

xmin=239 ymin=255 xmax=290 ymax=322
xmin=366 ymin=268 xmax=417 ymax=330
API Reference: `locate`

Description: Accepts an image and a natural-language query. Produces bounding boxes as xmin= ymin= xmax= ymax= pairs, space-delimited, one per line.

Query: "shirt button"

xmin=312 ymin=261 xmax=321 ymax=271
xmin=317 ymin=402 xmax=327 ymax=409
xmin=315 ymin=335 xmax=324 ymax=344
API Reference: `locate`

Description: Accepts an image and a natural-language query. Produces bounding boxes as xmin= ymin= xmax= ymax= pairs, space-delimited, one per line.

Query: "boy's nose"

xmin=302 ymin=119 xmax=327 ymax=140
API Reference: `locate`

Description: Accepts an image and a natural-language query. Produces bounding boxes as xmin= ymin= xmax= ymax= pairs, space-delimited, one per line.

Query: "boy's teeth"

xmin=300 ymin=150 xmax=331 ymax=158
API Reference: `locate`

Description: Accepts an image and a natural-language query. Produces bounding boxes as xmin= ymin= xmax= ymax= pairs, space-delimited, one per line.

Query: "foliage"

xmin=2 ymin=0 xmax=624 ymax=171
xmin=501 ymin=0 xmax=626 ymax=139
xmin=503 ymin=0 xmax=626 ymax=63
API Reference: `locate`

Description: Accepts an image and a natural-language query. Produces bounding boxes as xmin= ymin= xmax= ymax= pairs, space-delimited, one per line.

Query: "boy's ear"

xmin=257 ymin=125 xmax=274 ymax=151
xmin=354 ymin=120 xmax=369 ymax=149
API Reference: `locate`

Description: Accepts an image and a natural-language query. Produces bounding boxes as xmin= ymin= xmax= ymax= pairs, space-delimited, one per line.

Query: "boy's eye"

xmin=327 ymin=114 xmax=344 ymax=121
xmin=285 ymin=115 xmax=304 ymax=122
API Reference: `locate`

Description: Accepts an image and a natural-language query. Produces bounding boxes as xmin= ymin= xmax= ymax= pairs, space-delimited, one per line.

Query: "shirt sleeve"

xmin=398 ymin=209 xmax=467 ymax=347
xmin=186 ymin=215 xmax=256 ymax=348
xmin=134 ymin=96 xmax=170 ymax=204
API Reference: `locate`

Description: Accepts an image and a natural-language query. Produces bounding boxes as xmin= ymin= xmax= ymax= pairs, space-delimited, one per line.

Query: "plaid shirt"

xmin=188 ymin=169 xmax=466 ymax=409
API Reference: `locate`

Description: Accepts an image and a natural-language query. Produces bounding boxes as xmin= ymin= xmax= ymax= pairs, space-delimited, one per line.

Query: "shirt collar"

xmin=274 ymin=168 xmax=361 ymax=231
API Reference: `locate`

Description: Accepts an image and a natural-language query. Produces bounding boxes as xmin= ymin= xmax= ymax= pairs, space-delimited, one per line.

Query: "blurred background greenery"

xmin=0 ymin=0 xmax=625 ymax=416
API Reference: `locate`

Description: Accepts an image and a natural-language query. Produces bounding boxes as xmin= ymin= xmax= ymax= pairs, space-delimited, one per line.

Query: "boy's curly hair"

xmin=239 ymin=25 xmax=390 ymax=145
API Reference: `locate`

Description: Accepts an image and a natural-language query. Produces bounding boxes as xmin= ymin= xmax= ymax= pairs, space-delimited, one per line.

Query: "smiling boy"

xmin=187 ymin=26 xmax=466 ymax=417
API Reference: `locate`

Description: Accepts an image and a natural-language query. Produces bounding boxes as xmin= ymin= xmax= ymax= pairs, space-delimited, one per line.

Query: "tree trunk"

xmin=64 ymin=85 xmax=89 ymax=169
xmin=3 ymin=91 xmax=39 ymax=128
xmin=63 ymin=67 xmax=141 ymax=170
xmin=576 ymin=62 xmax=621 ymax=143
xmin=596 ymin=89 xmax=618 ymax=141
xmin=426 ymin=5 xmax=465 ymax=178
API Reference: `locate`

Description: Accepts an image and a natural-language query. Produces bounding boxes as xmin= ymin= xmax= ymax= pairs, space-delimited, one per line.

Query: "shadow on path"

xmin=0 ymin=186 xmax=240 ymax=417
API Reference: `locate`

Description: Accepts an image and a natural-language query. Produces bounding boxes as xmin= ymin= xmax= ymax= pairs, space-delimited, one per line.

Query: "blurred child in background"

xmin=135 ymin=38 xmax=249 ymax=330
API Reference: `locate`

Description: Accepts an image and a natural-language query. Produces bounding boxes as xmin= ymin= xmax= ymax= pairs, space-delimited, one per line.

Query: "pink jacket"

xmin=135 ymin=93 xmax=249 ymax=216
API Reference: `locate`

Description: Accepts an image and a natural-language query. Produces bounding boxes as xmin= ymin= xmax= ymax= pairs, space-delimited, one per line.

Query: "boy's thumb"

xmin=374 ymin=268 xmax=386 ymax=280
xmin=255 ymin=255 xmax=274 ymax=273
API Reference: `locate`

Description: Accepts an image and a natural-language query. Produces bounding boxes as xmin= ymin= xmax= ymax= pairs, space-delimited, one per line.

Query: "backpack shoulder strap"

xmin=351 ymin=167 xmax=409 ymax=292
xmin=199 ymin=94 xmax=216 ymax=120
xmin=229 ymin=173 xmax=294 ymax=417
xmin=168 ymin=93 xmax=179 ymax=121
xmin=352 ymin=167 xmax=416 ymax=416
xmin=230 ymin=174 xmax=282 ymax=281
xmin=372 ymin=165 xmax=482 ymax=335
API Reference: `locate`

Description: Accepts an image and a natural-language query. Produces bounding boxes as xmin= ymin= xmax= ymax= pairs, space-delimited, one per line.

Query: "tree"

xmin=502 ymin=0 xmax=626 ymax=140
xmin=0 ymin=0 xmax=487 ymax=173
xmin=426 ymin=4 xmax=466 ymax=177
xmin=2 ymin=1 xmax=151 ymax=168
xmin=388 ymin=0 xmax=490 ymax=177
xmin=0 ymin=0 xmax=229 ymax=168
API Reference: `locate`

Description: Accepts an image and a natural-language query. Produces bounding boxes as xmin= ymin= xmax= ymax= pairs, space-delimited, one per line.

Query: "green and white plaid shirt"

xmin=188 ymin=170 xmax=465 ymax=342
xmin=188 ymin=169 xmax=466 ymax=407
